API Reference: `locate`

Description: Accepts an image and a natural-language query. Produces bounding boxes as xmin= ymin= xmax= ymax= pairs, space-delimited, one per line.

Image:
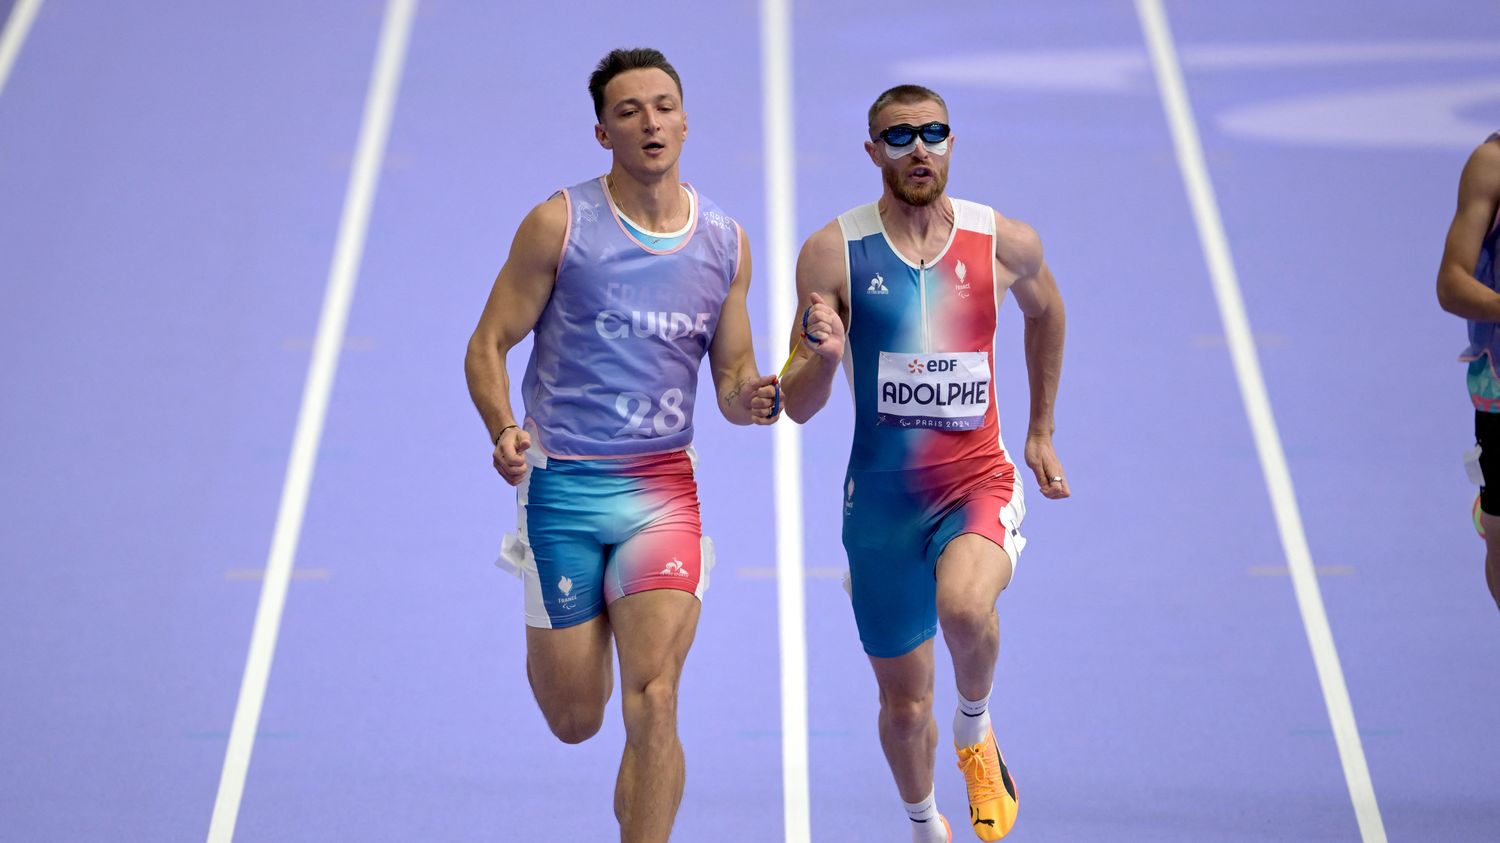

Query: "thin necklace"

xmin=607 ymin=175 xmax=684 ymax=245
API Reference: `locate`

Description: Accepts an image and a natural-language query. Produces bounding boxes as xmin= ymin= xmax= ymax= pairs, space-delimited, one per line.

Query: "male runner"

xmin=1437 ymin=130 xmax=1500 ymax=614
xmin=778 ymin=85 xmax=1068 ymax=841
xmin=463 ymin=48 xmax=779 ymax=841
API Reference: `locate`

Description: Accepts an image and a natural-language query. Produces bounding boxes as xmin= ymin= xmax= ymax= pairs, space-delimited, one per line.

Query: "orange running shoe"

xmin=955 ymin=727 xmax=1018 ymax=840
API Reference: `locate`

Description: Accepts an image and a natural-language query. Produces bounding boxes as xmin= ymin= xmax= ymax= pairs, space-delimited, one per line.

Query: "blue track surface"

xmin=1 ymin=1 xmax=1496 ymax=840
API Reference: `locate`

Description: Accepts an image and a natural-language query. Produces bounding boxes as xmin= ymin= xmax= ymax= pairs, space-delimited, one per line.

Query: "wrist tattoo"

xmin=723 ymin=380 xmax=745 ymax=405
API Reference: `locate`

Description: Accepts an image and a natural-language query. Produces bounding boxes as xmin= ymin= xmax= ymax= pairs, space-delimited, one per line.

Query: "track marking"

xmin=0 ymin=0 xmax=43 ymax=100
xmin=224 ymin=568 xmax=334 ymax=582
xmin=1133 ymin=1 xmax=1387 ymax=840
xmin=280 ymin=335 xmax=379 ymax=352
xmin=205 ymin=2 xmax=418 ymax=840
xmin=1248 ymin=565 xmax=1355 ymax=577
xmin=758 ymin=0 xmax=810 ymax=839
xmin=1191 ymin=333 xmax=1288 ymax=348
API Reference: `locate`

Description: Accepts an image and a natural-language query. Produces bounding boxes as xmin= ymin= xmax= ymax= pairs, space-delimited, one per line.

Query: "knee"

xmin=879 ymin=692 xmax=931 ymax=738
xmin=623 ymin=676 xmax=679 ymax=729
xmin=544 ymin=703 xmax=606 ymax=745
xmin=937 ymin=599 xmax=996 ymax=645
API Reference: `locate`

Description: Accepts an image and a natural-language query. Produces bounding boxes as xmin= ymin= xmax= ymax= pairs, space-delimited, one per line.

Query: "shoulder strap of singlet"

xmin=837 ymin=202 xmax=882 ymax=242
xmin=951 ymin=198 xmax=996 ymax=235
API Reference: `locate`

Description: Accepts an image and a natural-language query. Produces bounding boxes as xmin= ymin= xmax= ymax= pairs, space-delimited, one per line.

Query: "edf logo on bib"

xmin=908 ymin=357 xmax=959 ymax=374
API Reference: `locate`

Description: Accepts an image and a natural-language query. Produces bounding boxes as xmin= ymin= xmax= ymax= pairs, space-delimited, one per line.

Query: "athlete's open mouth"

xmin=910 ymin=166 xmax=933 ymax=178
xmin=643 ymin=141 xmax=666 ymax=151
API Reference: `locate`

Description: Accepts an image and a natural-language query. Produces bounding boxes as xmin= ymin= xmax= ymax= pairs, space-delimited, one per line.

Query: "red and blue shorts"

xmin=498 ymin=448 xmax=711 ymax=629
xmin=842 ymin=455 xmax=1026 ymax=658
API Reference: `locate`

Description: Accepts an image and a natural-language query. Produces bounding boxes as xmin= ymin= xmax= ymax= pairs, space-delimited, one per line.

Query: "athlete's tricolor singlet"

xmin=498 ymin=177 xmax=741 ymax=629
xmin=839 ymin=198 xmax=1026 ymax=657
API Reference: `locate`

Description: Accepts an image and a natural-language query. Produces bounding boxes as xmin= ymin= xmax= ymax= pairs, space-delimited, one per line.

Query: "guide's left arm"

xmin=709 ymin=225 xmax=781 ymax=426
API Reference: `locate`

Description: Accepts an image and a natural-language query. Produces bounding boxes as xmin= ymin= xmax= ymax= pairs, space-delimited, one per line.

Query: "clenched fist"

xmin=801 ymin=291 xmax=844 ymax=362
xmin=493 ymin=426 xmax=532 ymax=486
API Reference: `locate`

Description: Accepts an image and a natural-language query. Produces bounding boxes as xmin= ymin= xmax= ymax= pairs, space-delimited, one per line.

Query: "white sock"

xmin=953 ymin=688 xmax=992 ymax=748
xmin=903 ymin=789 xmax=946 ymax=843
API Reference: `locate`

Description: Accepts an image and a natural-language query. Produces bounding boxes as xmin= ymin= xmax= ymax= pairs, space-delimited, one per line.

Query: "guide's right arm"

xmin=464 ymin=195 xmax=566 ymax=485
xmin=778 ymin=221 xmax=848 ymax=423
xmin=1437 ymin=140 xmax=1500 ymax=322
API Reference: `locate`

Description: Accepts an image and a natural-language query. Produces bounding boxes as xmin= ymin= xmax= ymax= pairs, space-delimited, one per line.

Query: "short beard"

xmin=884 ymin=164 xmax=946 ymax=207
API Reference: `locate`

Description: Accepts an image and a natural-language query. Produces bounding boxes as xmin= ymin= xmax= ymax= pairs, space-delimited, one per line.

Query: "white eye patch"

xmin=883 ymin=137 xmax=949 ymax=160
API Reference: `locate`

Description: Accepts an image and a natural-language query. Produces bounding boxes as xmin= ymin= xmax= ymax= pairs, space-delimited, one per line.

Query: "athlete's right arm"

xmin=464 ymin=195 xmax=566 ymax=485
xmin=779 ymin=221 xmax=848 ymax=423
xmin=1437 ymin=140 xmax=1500 ymax=321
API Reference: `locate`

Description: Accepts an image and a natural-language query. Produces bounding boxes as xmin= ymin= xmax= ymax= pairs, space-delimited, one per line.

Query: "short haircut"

xmin=867 ymin=84 xmax=948 ymax=132
xmin=588 ymin=48 xmax=684 ymax=120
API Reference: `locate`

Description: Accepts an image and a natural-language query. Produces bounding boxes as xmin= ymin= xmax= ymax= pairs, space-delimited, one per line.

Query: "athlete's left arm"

xmin=708 ymin=225 xmax=780 ymax=426
xmin=999 ymin=213 xmax=1070 ymax=500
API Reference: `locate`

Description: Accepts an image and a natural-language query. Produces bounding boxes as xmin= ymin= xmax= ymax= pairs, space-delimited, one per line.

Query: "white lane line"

xmin=0 ymin=0 xmax=43 ymax=99
xmin=758 ymin=0 xmax=810 ymax=840
xmin=206 ymin=2 xmax=418 ymax=840
xmin=1132 ymin=2 xmax=1387 ymax=840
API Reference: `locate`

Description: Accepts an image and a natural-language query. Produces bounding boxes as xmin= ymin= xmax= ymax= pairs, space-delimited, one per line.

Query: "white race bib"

xmin=876 ymin=351 xmax=991 ymax=430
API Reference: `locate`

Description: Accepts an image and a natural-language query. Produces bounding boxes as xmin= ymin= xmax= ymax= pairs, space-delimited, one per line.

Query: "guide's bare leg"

xmin=526 ymin=616 xmax=615 ymax=744
xmin=936 ymin=534 xmax=1013 ymax=700
xmin=1484 ymin=513 xmax=1500 ymax=613
xmin=869 ymin=640 xmax=938 ymax=802
xmin=610 ymin=589 xmax=701 ymax=842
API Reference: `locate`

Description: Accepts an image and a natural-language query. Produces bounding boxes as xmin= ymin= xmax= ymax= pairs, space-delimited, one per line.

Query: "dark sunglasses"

xmin=874 ymin=121 xmax=951 ymax=147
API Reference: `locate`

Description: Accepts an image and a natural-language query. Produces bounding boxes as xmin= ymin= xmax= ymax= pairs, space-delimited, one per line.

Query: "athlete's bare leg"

xmin=936 ymin=533 xmax=1013 ymax=700
xmin=869 ymin=640 xmax=938 ymax=802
